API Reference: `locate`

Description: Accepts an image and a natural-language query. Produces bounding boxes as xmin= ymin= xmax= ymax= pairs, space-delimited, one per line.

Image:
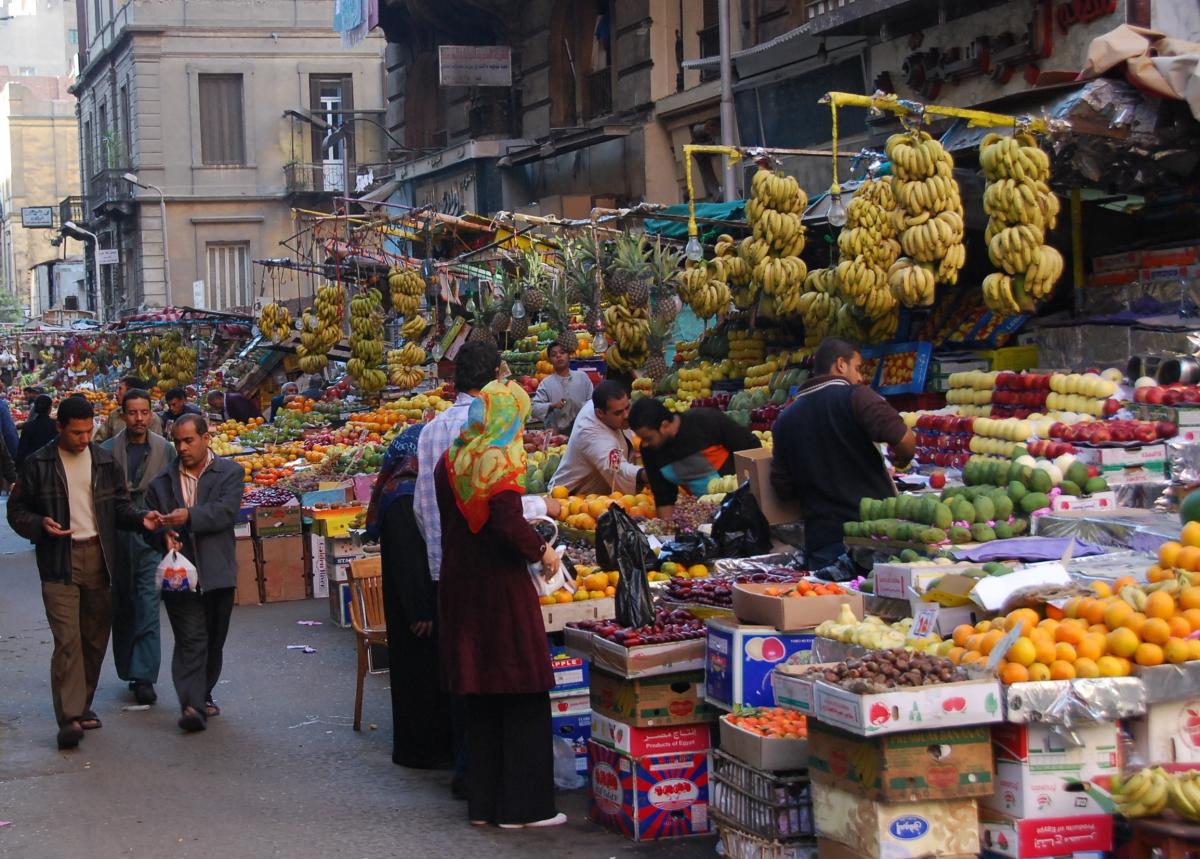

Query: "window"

xmin=198 ymin=74 xmax=246 ymax=165
xmin=119 ymin=84 xmax=131 ymax=162
xmin=98 ymin=101 xmax=109 ymax=167
xmin=83 ymin=118 xmax=94 ymax=179
xmin=205 ymin=242 xmax=250 ymax=310
xmin=69 ymin=29 xmax=79 ymax=44
xmin=548 ymin=0 xmax=615 ymax=126
xmin=310 ymin=75 xmax=354 ymax=191
xmin=19 ymin=67 xmax=35 ymax=76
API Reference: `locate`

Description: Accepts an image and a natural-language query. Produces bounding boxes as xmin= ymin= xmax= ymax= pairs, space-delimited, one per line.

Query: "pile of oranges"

xmin=344 ymin=408 xmax=406 ymax=434
xmin=538 ymin=568 xmax=618 ymax=606
xmin=1149 ymin=521 xmax=1200 ymax=580
xmin=549 ymin=485 xmax=657 ymax=531
xmin=723 ymin=708 xmax=808 ymax=740
xmin=284 ymin=396 xmax=318 ymax=413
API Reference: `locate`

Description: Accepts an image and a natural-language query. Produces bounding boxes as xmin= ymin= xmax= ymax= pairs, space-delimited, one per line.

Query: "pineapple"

xmin=510 ymin=313 xmax=529 ymax=340
xmin=644 ymin=316 xmax=671 ymax=381
xmin=543 ymin=273 xmax=579 ymax=354
xmin=517 ymin=249 xmax=549 ymax=312
xmin=650 ymin=238 xmax=683 ymax=325
xmin=561 ymin=237 xmax=601 ymax=332
xmin=466 ymin=293 xmax=499 ymax=348
xmin=490 ymin=309 xmax=511 ymax=336
xmin=608 ymin=233 xmax=652 ymax=306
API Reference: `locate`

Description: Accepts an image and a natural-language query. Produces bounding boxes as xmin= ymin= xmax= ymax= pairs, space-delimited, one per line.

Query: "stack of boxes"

xmin=232 ymin=499 xmax=305 ymax=605
xmin=309 ymin=504 xmax=368 ymax=626
xmin=549 ymin=646 xmax=590 ymax=776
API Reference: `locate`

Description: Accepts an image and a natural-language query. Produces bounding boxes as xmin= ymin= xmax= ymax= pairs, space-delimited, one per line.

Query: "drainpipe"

xmin=718 ymin=0 xmax=737 ymax=202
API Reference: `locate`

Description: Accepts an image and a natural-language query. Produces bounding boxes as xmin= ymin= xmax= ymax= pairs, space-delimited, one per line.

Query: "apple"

xmin=1103 ymin=398 xmax=1121 ymax=416
xmin=1156 ymin=421 xmax=1178 ymax=439
xmin=929 ymin=470 xmax=946 ymax=489
xmin=1134 ymin=387 xmax=1148 ymax=403
xmin=1183 ymin=388 xmax=1200 ymax=404
xmin=1133 ymin=425 xmax=1157 ymax=443
xmin=1145 ymin=387 xmax=1166 ymax=405
xmin=1163 ymin=388 xmax=1183 ymax=406
xmin=1090 ymin=427 xmax=1112 ymax=444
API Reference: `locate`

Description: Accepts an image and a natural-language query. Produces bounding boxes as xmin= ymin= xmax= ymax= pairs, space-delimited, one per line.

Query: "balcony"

xmin=59 ymin=195 xmax=84 ymax=227
xmin=698 ymin=25 xmax=720 ymax=83
xmin=285 ymin=162 xmax=348 ymax=195
xmin=585 ymin=69 xmax=613 ymax=121
xmin=86 ymin=168 xmax=135 ymax=219
xmin=802 ymin=0 xmax=1011 ymax=37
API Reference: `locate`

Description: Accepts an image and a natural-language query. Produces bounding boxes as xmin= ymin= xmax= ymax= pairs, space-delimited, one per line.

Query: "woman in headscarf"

xmin=435 ymin=380 xmax=564 ymax=829
xmin=16 ymin=394 xmax=57 ymax=468
xmin=364 ymin=423 xmax=452 ymax=769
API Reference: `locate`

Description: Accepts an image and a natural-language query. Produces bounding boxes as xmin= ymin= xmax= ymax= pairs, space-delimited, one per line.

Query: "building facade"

xmin=68 ymin=0 xmax=386 ymax=319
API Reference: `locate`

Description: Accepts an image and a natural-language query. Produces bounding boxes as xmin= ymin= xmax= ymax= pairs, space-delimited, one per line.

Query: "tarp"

xmin=1078 ymin=25 xmax=1200 ymax=120
xmin=643 ymin=201 xmax=746 ymax=240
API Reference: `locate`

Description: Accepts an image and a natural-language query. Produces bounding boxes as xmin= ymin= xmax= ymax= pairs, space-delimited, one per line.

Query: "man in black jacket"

xmin=7 ymin=396 xmax=160 ymax=749
xmin=145 ymin=414 xmax=245 ymax=733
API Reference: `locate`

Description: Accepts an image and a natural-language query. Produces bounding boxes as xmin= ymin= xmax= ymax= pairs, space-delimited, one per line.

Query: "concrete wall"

xmin=0 ymin=0 xmax=77 ymax=79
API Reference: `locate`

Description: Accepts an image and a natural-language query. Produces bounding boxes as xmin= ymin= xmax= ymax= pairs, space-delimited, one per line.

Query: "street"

xmin=0 ymin=502 xmax=717 ymax=858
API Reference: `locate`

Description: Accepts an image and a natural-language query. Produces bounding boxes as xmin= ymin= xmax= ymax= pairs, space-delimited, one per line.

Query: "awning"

xmin=643 ymin=201 xmax=746 ymax=240
xmin=499 ymin=125 xmax=633 ymax=167
xmin=357 ymin=178 xmax=399 ymax=203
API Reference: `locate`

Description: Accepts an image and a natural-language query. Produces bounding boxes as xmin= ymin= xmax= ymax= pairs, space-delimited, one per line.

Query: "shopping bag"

xmin=595 ymin=505 xmax=655 ymax=628
xmin=156 ymin=550 xmax=198 ymax=593
xmin=711 ymin=482 xmax=772 ymax=558
xmin=527 ymin=516 xmax=572 ymax=596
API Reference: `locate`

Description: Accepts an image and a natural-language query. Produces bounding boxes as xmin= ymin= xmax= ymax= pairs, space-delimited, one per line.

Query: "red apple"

xmin=1134 ymin=387 xmax=1147 ymax=403
xmin=1164 ymin=389 xmax=1184 ymax=406
xmin=929 ymin=470 xmax=947 ymax=489
xmin=1156 ymin=421 xmax=1178 ymax=439
xmin=1102 ymin=398 xmax=1121 ymax=416
xmin=1090 ymin=428 xmax=1113 ymax=444
xmin=1145 ymin=387 xmax=1166 ymax=405
xmin=1183 ymin=389 xmax=1200 ymax=404
xmin=1049 ymin=422 xmax=1067 ymax=438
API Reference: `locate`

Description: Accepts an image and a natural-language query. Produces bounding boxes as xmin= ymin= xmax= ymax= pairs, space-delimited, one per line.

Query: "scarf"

xmin=446 ymin=380 xmax=530 ymax=533
xmin=364 ymin=423 xmax=424 ymax=540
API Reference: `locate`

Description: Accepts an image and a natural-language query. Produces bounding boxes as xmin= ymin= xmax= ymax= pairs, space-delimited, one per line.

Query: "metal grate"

xmin=711 ymin=749 xmax=814 ymax=842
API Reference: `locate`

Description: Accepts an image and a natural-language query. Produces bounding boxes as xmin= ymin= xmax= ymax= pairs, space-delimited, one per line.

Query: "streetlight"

xmin=123 ymin=173 xmax=171 ymax=297
xmin=63 ymin=220 xmax=104 ymax=322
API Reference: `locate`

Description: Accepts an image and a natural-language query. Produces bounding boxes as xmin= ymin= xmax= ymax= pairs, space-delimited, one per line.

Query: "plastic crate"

xmin=983 ymin=343 xmax=1038 ymax=371
xmin=717 ymin=825 xmax=818 ymax=859
xmin=710 ymin=749 xmax=813 ymax=842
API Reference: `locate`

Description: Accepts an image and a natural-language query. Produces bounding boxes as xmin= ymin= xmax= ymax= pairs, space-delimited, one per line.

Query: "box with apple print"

xmin=705 ymin=616 xmax=815 ymax=710
xmin=588 ymin=741 xmax=711 ymax=840
xmin=809 ymin=676 xmax=1004 ymax=737
xmin=977 ymin=811 xmax=1112 ymax=858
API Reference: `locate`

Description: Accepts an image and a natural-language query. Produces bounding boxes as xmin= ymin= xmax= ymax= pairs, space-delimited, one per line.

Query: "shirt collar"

xmin=180 ymin=449 xmax=215 ymax=480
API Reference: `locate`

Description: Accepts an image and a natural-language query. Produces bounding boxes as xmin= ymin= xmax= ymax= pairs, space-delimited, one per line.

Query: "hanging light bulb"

xmin=421 ymin=257 xmax=437 ymax=279
xmin=511 ymin=298 xmax=526 ymax=319
xmin=685 ymin=234 xmax=704 ymax=262
xmin=827 ymin=187 xmax=848 ymax=228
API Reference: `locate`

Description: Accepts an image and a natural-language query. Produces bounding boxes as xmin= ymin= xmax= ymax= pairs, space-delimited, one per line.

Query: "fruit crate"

xmin=710 ymin=749 xmax=814 ymax=842
xmin=718 ymin=825 xmax=818 ymax=859
xmin=861 ymin=341 xmax=933 ymax=396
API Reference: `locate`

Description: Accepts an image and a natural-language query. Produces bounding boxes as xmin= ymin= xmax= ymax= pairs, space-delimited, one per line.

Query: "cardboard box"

xmin=808 ymin=676 xmax=1005 ymax=737
xmin=588 ymin=741 xmax=711 ymax=840
xmin=718 ymin=715 xmax=808 ymax=771
xmin=1048 ymin=491 xmax=1119 ymax=513
xmin=991 ymin=722 xmax=1120 ymax=767
xmin=590 ymin=668 xmax=717 ymax=728
xmin=817 ymin=840 xmax=975 ymax=859
xmin=549 ymin=649 xmax=589 ymax=697
xmin=733 ymin=448 xmax=803 ymax=525
xmin=730 ymin=583 xmax=864 ymax=632
xmin=983 ymin=760 xmax=1113 ymax=818
xmin=1091 ymin=250 xmax=1142 ymax=272
xmin=906 ymin=601 xmax=980 ymax=638
xmin=328 ymin=580 xmax=351 ymax=627
xmin=1141 ymin=243 xmax=1200 ymax=267
xmin=552 ymin=711 xmax=591 ymax=772
xmin=299 ymin=484 xmax=353 ymax=507
xmin=772 ymin=665 xmax=818 ymax=715
xmin=259 ymin=535 xmax=307 ymax=602
xmin=324 ymin=535 xmax=369 ymax=561
xmin=253 ymin=504 xmax=302 ymax=538
xmin=807 ymin=721 xmax=994 ymax=802
xmin=234 ymin=537 xmax=261 ymax=605
xmin=1134 ymin=403 xmax=1200 ymax=443
xmin=1085 ymin=267 xmax=1138 ymax=288
xmin=307 ymin=533 xmax=329 ymax=599
xmin=970 ymin=562 xmax=1072 ymax=612
xmin=873 ymin=562 xmax=969 ymax=600
xmin=1128 ymin=696 xmax=1200 ymax=764
xmin=705 ymin=616 xmax=815 ymax=709
xmin=550 ymin=693 xmax=589 ymax=717
xmin=589 ymin=633 xmax=708 ymax=679
xmin=541 ymin=597 xmax=615 ymax=633
xmin=1073 ymin=443 xmax=1167 ymax=485
xmin=977 ymin=812 xmax=1113 ymax=858
xmin=592 ymin=712 xmax=713 ymax=757
xmin=811 ymin=782 xmax=980 ymax=859
xmin=311 ymin=506 xmax=365 ymax=538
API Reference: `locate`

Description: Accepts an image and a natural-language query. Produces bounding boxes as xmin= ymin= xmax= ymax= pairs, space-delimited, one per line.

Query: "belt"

xmin=72 ymin=536 xmax=101 ymax=545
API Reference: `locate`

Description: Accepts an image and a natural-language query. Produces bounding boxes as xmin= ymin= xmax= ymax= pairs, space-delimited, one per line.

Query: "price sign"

xmin=912 ymin=604 xmax=940 ymax=638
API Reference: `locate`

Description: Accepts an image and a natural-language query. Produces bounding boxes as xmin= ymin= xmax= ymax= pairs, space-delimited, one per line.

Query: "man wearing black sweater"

xmin=629 ymin=398 xmax=760 ymax=520
xmin=771 ymin=337 xmax=916 ymax=568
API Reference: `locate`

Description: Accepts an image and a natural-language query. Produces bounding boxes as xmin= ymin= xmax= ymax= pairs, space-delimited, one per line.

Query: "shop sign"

xmin=20 ymin=206 xmax=54 ymax=228
xmin=438 ymin=45 xmax=512 ymax=87
xmin=1056 ymin=0 xmax=1118 ymax=34
xmin=96 ymin=249 xmax=120 ymax=265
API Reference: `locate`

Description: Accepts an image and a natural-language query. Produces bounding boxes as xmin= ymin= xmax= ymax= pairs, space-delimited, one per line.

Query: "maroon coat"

xmin=435 ymin=459 xmax=554 ymax=696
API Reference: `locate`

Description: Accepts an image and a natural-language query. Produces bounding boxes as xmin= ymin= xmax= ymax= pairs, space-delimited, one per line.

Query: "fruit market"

xmin=7 ymin=41 xmax=1200 ymax=858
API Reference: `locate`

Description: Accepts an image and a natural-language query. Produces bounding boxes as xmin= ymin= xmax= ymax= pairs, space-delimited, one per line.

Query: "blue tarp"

xmin=644 ymin=201 xmax=746 ymax=240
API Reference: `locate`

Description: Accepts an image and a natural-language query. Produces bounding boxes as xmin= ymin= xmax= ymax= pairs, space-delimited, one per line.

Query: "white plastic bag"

xmin=526 ymin=514 xmax=572 ymax=597
xmin=156 ymin=550 xmax=198 ymax=593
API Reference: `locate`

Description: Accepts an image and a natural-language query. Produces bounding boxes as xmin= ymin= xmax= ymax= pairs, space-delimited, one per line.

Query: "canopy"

xmin=643 ymin=201 xmax=747 ymax=240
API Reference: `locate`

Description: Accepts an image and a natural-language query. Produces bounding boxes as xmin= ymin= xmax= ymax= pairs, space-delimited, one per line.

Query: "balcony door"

xmin=310 ymin=75 xmax=354 ymax=193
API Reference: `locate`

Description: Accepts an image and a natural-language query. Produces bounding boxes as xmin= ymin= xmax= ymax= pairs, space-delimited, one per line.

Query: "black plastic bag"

xmin=595 ymin=505 xmax=655 ymax=629
xmin=656 ymin=533 xmax=718 ymax=569
xmin=811 ymin=545 xmax=874 ymax=583
xmin=710 ymin=482 xmax=772 ymax=558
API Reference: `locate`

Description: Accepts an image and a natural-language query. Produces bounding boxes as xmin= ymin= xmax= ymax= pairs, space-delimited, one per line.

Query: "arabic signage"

xmin=438 ymin=45 xmax=512 ymax=87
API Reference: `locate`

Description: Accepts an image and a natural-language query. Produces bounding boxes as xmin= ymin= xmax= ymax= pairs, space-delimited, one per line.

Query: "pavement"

xmin=0 ymin=500 xmax=720 ymax=858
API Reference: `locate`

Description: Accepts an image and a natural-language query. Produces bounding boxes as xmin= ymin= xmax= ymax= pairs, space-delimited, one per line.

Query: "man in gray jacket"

xmin=145 ymin=414 xmax=244 ymax=733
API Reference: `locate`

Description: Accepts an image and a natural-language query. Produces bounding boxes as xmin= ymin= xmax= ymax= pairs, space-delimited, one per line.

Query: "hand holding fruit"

xmin=540 ymin=544 xmax=561 ymax=580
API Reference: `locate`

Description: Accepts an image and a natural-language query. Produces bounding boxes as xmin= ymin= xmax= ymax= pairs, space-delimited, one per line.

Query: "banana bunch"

xmin=297 ymin=284 xmax=346 ymax=374
xmin=348 ymin=288 xmax=386 ymax=393
xmin=386 ymin=343 xmax=426 ymax=389
xmin=836 ymin=176 xmax=901 ymax=320
xmin=866 ymin=309 xmax=900 ymax=343
xmin=753 ymin=256 xmax=808 ymax=298
xmin=1167 ymin=768 xmax=1200 ymax=821
xmin=128 ymin=339 xmax=155 ymax=381
xmin=885 ymin=132 xmax=965 ymax=297
xmin=400 ymin=314 xmax=429 ymax=341
xmin=1113 ymin=767 xmax=1172 ymax=818
xmin=603 ymin=300 xmax=650 ymax=359
xmin=713 ymin=234 xmax=756 ymax=308
xmin=797 ymin=290 xmax=837 ymax=334
xmin=980 ymin=132 xmax=1063 ymax=314
xmin=678 ymin=263 xmax=731 ymax=319
xmin=388 ymin=266 xmax=425 ymax=313
xmin=258 ymin=302 xmax=292 ymax=343
xmin=157 ymin=331 xmax=197 ymax=390
xmin=833 ymin=302 xmax=867 ymax=341
xmin=746 ymin=169 xmax=807 ymax=258
xmin=804 ymin=267 xmax=838 ymax=295
xmin=888 ymin=258 xmax=936 ymax=307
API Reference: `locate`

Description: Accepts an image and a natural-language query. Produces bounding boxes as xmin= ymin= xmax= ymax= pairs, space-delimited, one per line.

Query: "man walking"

xmin=94 ymin=376 xmax=164 ymax=442
xmin=145 ymin=414 xmax=243 ymax=733
xmin=102 ymin=389 xmax=176 ymax=705
xmin=7 ymin=396 xmax=159 ymax=749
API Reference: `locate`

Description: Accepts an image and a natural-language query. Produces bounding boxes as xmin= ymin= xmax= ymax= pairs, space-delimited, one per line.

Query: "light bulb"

xmin=511 ymin=299 xmax=526 ymax=319
xmin=827 ymin=192 xmax=847 ymax=227
xmin=685 ymin=235 xmax=704 ymax=261
xmin=421 ymin=257 xmax=437 ymax=279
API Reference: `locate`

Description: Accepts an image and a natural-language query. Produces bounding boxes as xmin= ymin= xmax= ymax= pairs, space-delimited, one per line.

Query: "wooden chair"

xmin=347 ymin=556 xmax=387 ymax=731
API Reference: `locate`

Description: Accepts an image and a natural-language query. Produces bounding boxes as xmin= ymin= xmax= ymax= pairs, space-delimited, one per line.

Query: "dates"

xmin=811 ymin=648 xmax=963 ymax=692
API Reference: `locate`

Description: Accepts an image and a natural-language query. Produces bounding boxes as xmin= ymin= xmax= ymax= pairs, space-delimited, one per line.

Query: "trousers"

xmin=465 ymin=692 xmax=556 ymax=825
xmin=161 ymin=587 xmax=235 ymax=716
xmin=41 ymin=538 xmax=111 ymax=726
xmin=111 ymin=532 xmax=161 ymax=683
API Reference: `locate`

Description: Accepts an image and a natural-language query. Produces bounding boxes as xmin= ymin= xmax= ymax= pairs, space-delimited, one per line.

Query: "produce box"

xmin=324 ymin=535 xmax=369 ymax=561
xmin=299 ymin=484 xmax=353 ymax=507
xmin=807 ymin=721 xmax=994 ymax=802
xmin=311 ymin=505 xmax=365 ymax=538
xmin=982 ymin=344 xmax=1039 ymax=372
xmin=969 ymin=562 xmax=1072 ymax=612
xmin=992 ymin=722 xmax=1121 ymax=767
xmin=260 ymin=535 xmax=307 ymax=602
xmin=235 ymin=504 xmax=254 ymax=539
xmin=591 ymin=712 xmax=713 ymax=757
xmin=977 ymin=812 xmax=1113 ymax=859
xmin=550 ymin=693 xmax=589 ymax=717
xmin=710 ymin=749 xmax=813 ymax=842
xmin=589 ymin=633 xmax=708 ymax=679
xmin=1048 ymin=491 xmax=1118 ymax=513
xmin=817 ymin=839 xmax=975 ymax=859
xmin=552 ymin=710 xmax=591 ymax=774
xmin=862 ymin=341 xmax=933 ymax=396
xmin=254 ymin=504 xmax=302 ymax=538
xmin=588 ymin=741 xmax=711 ymax=840
xmin=234 ymin=537 xmax=261 ymax=606
xmin=771 ymin=664 xmax=827 ymax=715
xmin=806 ymin=676 xmax=1004 ymax=737
xmin=590 ymin=668 xmax=717 ymax=728
xmin=549 ymin=648 xmax=589 ymax=697
xmin=705 ymin=616 xmax=815 ymax=709
xmin=733 ymin=448 xmax=803 ymax=526
xmin=730 ymin=583 xmax=864 ymax=632
xmin=1128 ymin=696 xmax=1200 ymax=764
xmin=541 ymin=597 xmax=614 ymax=633
xmin=811 ymin=781 xmax=980 ymax=859
xmin=1073 ymin=442 xmax=1167 ymax=485
xmin=328 ymin=580 xmax=351 ymax=627
xmin=873 ymin=562 xmax=976 ymax=600
xmin=984 ymin=721 xmax=1119 ymax=817
xmin=1134 ymin=403 xmax=1200 ymax=442
xmin=1092 ymin=249 xmax=1142 ymax=272
xmin=718 ymin=715 xmax=808 ymax=771
xmin=352 ymin=473 xmax=377 ymax=503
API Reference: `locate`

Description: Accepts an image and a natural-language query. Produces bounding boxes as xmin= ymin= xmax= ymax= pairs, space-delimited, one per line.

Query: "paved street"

xmin=0 ymin=501 xmax=717 ymax=858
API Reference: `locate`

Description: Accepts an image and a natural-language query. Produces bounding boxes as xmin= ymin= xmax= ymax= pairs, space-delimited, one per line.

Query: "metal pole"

xmin=718 ymin=0 xmax=737 ymax=202
xmin=151 ymin=183 xmax=171 ymax=298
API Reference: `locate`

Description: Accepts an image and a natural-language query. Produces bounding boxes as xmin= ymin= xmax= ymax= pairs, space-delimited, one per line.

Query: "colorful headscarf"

xmin=364 ymin=423 xmax=424 ymax=540
xmin=446 ymin=380 xmax=531 ymax=533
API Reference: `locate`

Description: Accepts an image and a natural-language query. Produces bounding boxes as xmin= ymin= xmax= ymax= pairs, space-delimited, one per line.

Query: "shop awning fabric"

xmin=643 ymin=201 xmax=747 ymax=240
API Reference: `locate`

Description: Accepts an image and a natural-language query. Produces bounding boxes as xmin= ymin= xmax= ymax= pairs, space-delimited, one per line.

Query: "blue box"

xmin=553 ymin=711 xmax=592 ymax=773
xmin=704 ymin=616 xmax=814 ymax=710
xmin=550 ymin=645 xmax=589 ymax=697
xmin=328 ymin=581 xmax=351 ymax=628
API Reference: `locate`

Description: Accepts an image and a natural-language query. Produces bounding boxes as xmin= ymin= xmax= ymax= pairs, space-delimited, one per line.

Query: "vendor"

xmin=549 ymin=381 xmax=645 ymax=496
xmin=529 ymin=341 xmax=592 ymax=434
xmin=270 ymin=382 xmax=300 ymax=421
xmin=628 ymin=397 xmax=760 ymax=521
xmin=207 ymin=389 xmax=262 ymax=423
xmin=161 ymin=387 xmax=203 ymax=436
xmin=770 ymin=336 xmax=915 ymax=569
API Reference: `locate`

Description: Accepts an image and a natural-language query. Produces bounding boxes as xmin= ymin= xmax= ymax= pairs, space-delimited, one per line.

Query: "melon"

xmin=1181 ymin=489 xmax=1200 ymax=525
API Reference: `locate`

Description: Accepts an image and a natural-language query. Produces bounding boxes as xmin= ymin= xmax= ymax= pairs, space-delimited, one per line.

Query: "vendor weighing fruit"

xmin=550 ymin=381 xmax=647 ymax=496
xmin=771 ymin=337 xmax=915 ymax=568
xmin=529 ymin=341 xmax=592 ymax=434
xmin=628 ymin=397 xmax=760 ymax=521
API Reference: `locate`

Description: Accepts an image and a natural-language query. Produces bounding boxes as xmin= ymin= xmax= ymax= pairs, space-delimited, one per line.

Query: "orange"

xmin=1168 ymin=616 xmax=1192 ymax=639
xmin=1106 ymin=627 xmax=1139 ymax=659
xmin=961 ymin=650 xmax=984 ymax=668
xmin=1033 ymin=637 xmax=1057 ymax=665
xmin=1028 ymin=662 xmax=1052 ymax=681
xmin=1064 ymin=597 xmax=1084 ymax=620
xmin=1182 ymin=520 xmax=1200 ymax=548
xmin=1088 ymin=623 xmax=1110 ymax=635
xmin=1122 ymin=612 xmax=1147 ymax=637
xmin=1145 ymin=591 xmax=1177 ymax=620
xmin=1096 ymin=655 xmax=1129 ymax=677
xmin=1080 ymin=598 xmax=1107 ymax=626
xmin=980 ymin=630 xmax=1005 ymax=656
xmin=1050 ymin=660 xmax=1076 ymax=680
xmin=1103 ymin=601 xmax=1133 ymax=630
xmin=1114 ymin=575 xmax=1137 ymax=592
xmin=952 ymin=624 xmax=976 ymax=648
xmin=965 ymin=634 xmax=984 ymax=654
xmin=604 ymin=585 xmax=616 ymax=596
xmin=1188 ymin=640 xmax=1200 ymax=661
xmin=607 ymin=571 xmax=619 ymax=586
xmin=1180 ymin=586 xmax=1200 ymax=611
xmin=946 ymin=647 xmax=966 ymax=665
xmin=1135 ymin=642 xmax=1164 ymax=667
xmin=1074 ymin=657 xmax=1100 ymax=678
xmin=1092 ymin=581 xmax=1113 ymax=598
xmin=1054 ymin=642 xmax=1077 ymax=663
xmin=1007 ymin=608 xmax=1041 ymax=635
xmin=1114 ymin=656 xmax=1135 ymax=675
xmin=1077 ymin=633 xmax=1107 ymax=661
xmin=550 ymin=485 xmax=569 ymax=500
xmin=1045 ymin=603 xmax=1065 ymax=621
xmin=1148 ymin=565 xmax=1173 ymax=583
xmin=1164 ymin=638 xmax=1191 ymax=664
xmin=976 ymin=620 xmax=994 ymax=633
xmin=1182 ymin=608 xmax=1200 ymax=632
xmin=1055 ymin=622 xmax=1084 ymax=645
xmin=1176 ymin=546 xmax=1200 ymax=572
xmin=1001 ymin=662 xmax=1030 ymax=685
xmin=1037 ymin=618 xmax=1060 ymax=635
xmin=1159 ymin=540 xmax=1183 ymax=569
xmin=1142 ymin=617 xmax=1171 ymax=646
xmin=1007 ymin=637 xmax=1037 ymax=667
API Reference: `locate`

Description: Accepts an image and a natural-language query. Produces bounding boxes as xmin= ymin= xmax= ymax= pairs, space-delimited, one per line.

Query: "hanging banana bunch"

xmin=386 ymin=342 xmax=426 ymax=389
xmin=603 ymin=299 xmax=651 ymax=371
xmin=258 ymin=302 xmax=293 ymax=343
xmin=297 ymin=283 xmax=345 ymax=375
xmin=834 ymin=176 xmax=901 ymax=342
xmin=885 ymin=131 xmax=966 ymax=306
xmin=347 ymin=288 xmax=386 ymax=394
xmin=742 ymin=167 xmax=809 ymax=322
xmin=713 ymin=234 xmax=755 ymax=309
xmin=979 ymin=131 xmax=1062 ymax=317
xmin=388 ymin=266 xmax=425 ymax=317
xmin=156 ymin=330 xmax=197 ymax=390
xmin=678 ymin=261 xmax=732 ymax=321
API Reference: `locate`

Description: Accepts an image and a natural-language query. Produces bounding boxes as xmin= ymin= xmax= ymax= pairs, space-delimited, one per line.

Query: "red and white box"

xmin=588 ymin=741 xmax=710 ymax=841
xmin=978 ymin=812 xmax=1113 ymax=858
xmin=589 ymin=712 xmax=713 ymax=757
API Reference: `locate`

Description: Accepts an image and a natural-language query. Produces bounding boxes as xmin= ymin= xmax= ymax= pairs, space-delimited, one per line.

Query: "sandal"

xmin=204 ymin=700 xmax=220 ymax=718
xmin=56 ymin=721 xmax=84 ymax=750
xmin=80 ymin=711 xmax=102 ymax=730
